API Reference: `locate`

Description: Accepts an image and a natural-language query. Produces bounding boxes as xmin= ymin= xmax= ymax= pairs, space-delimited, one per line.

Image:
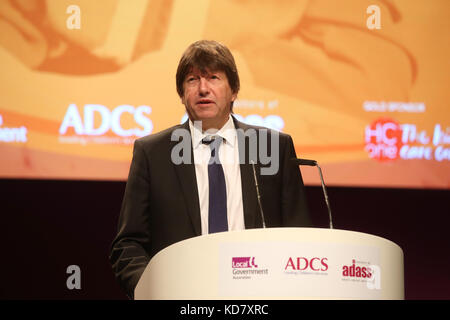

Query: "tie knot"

xmin=202 ymin=136 xmax=223 ymax=159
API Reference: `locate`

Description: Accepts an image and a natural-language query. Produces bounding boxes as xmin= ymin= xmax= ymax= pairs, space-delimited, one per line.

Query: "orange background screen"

xmin=0 ymin=0 xmax=449 ymax=188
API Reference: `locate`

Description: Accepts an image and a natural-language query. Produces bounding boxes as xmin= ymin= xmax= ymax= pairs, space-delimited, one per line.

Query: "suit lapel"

xmin=234 ymin=117 xmax=259 ymax=229
xmin=171 ymin=121 xmax=202 ymax=236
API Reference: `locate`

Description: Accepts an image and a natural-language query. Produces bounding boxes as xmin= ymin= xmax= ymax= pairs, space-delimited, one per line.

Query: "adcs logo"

xmin=59 ymin=103 xmax=153 ymax=137
xmin=284 ymin=257 xmax=328 ymax=272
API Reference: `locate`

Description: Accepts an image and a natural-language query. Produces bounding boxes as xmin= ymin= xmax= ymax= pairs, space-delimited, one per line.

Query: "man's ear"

xmin=231 ymin=92 xmax=237 ymax=103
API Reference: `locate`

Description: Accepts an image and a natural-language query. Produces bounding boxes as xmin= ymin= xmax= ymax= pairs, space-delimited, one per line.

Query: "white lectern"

xmin=135 ymin=228 xmax=404 ymax=300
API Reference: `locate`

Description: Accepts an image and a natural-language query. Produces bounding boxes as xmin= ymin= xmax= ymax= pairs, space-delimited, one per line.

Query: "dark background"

xmin=0 ymin=178 xmax=448 ymax=300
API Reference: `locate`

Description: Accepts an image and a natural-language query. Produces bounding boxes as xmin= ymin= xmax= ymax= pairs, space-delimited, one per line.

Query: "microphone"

xmin=292 ymin=158 xmax=334 ymax=229
xmin=250 ymin=160 xmax=266 ymax=228
xmin=295 ymin=159 xmax=317 ymax=166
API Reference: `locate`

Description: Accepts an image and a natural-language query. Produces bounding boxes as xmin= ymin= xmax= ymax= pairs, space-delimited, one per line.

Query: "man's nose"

xmin=198 ymin=77 xmax=210 ymax=95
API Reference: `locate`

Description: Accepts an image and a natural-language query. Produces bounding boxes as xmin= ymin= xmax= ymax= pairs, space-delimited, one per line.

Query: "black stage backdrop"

xmin=1 ymin=179 xmax=449 ymax=300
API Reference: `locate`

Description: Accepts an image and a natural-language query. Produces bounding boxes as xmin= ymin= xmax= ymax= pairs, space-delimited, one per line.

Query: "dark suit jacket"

xmin=110 ymin=117 xmax=312 ymax=298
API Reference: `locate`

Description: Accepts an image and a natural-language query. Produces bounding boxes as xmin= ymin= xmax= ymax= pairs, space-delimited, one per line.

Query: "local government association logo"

xmin=231 ymin=257 xmax=268 ymax=280
xmin=0 ymin=114 xmax=28 ymax=143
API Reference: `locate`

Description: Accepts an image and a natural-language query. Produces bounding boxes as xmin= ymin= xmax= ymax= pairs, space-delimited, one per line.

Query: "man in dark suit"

xmin=110 ymin=40 xmax=312 ymax=299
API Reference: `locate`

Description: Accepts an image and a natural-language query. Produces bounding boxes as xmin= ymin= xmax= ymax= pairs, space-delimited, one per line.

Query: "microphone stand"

xmin=293 ymin=158 xmax=334 ymax=229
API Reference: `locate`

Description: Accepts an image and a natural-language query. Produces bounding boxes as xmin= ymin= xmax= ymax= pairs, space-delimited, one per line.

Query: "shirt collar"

xmin=189 ymin=115 xmax=237 ymax=149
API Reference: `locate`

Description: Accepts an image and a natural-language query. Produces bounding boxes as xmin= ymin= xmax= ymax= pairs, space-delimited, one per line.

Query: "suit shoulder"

xmin=135 ymin=123 xmax=186 ymax=147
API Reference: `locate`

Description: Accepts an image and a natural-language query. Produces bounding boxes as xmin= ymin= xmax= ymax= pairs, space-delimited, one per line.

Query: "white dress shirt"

xmin=189 ymin=116 xmax=245 ymax=235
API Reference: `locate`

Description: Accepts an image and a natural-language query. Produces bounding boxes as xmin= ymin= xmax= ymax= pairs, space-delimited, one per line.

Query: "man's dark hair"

xmin=176 ymin=40 xmax=240 ymax=109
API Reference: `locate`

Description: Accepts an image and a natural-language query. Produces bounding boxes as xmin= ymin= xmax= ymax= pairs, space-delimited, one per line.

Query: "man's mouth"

xmin=197 ymin=99 xmax=214 ymax=105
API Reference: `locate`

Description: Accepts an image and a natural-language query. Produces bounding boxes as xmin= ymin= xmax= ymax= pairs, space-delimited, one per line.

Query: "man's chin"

xmin=190 ymin=113 xmax=229 ymax=130
xmin=193 ymin=112 xmax=219 ymax=122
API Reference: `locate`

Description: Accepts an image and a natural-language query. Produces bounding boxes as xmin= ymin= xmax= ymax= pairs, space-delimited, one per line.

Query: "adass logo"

xmin=341 ymin=259 xmax=381 ymax=290
xmin=342 ymin=259 xmax=372 ymax=279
